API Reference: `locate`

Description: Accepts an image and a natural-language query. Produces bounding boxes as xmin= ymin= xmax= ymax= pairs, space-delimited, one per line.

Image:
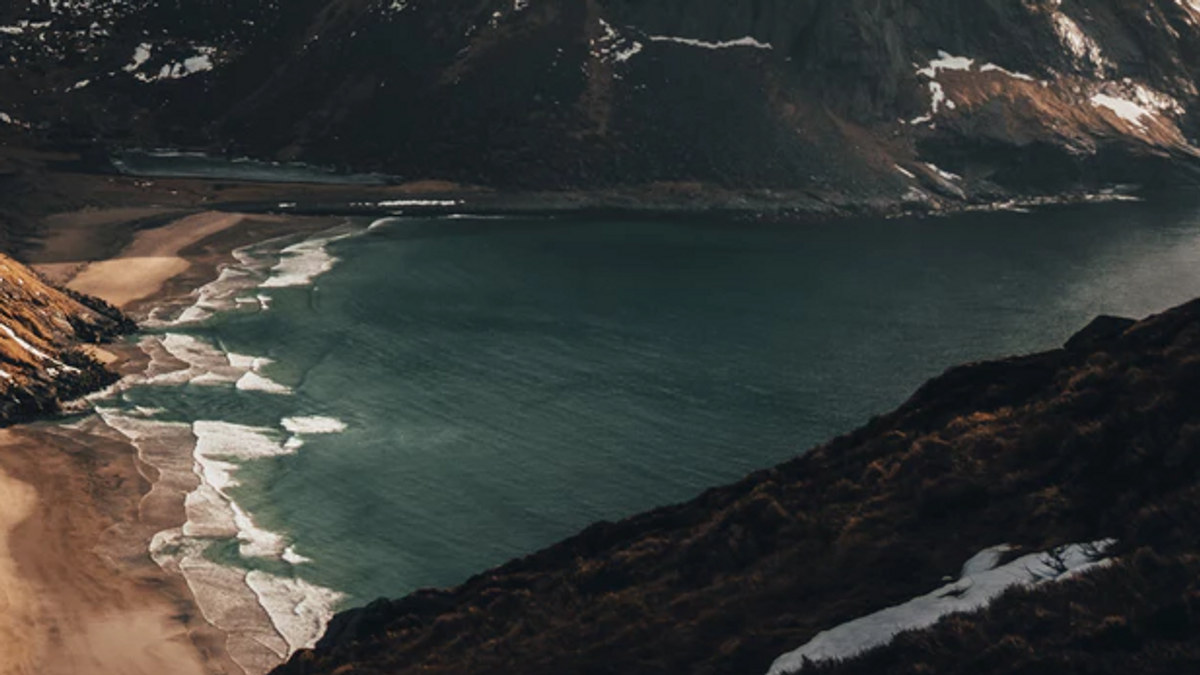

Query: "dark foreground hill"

xmin=1 ymin=0 xmax=1199 ymax=211
xmin=272 ymin=298 xmax=1200 ymax=675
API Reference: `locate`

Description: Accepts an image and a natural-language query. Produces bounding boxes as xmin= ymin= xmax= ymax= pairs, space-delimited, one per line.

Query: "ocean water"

xmin=90 ymin=194 xmax=1200 ymax=670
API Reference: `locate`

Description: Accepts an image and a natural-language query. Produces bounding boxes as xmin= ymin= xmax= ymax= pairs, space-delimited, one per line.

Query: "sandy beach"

xmin=36 ymin=211 xmax=272 ymax=309
xmin=0 ymin=208 xmax=341 ymax=675
xmin=0 ymin=427 xmax=221 ymax=675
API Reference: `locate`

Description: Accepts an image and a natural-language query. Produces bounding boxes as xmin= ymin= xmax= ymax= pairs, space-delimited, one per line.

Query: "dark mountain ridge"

xmin=270 ymin=296 xmax=1200 ymax=675
xmin=0 ymin=0 xmax=1198 ymax=210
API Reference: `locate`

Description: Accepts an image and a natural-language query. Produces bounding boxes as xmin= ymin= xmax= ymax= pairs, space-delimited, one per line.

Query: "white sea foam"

xmin=193 ymin=420 xmax=290 ymax=461
xmin=96 ymin=353 xmax=321 ymax=668
xmin=152 ymin=529 xmax=292 ymax=672
xmin=153 ymin=333 xmax=239 ymax=385
xmin=237 ymin=370 xmax=294 ymax=395
xmin=279 ymin=416 xmax=347 ymax=453
xmin=376 ymin=199 xmax=463 ymax=207
xmin=90 ymin=224 xmax=363 ymax=672
xmin=260 ymin=231 xmax=356 ymax=289
xmin=189 ymin=421 xmax=293 ymax=554
xmin=148 ymin=246 xmax=271 ymax=328
xmin=153 ymin=417 xmax=344 ymax=666
xmin=282 ymin=545 xmax=312 ymax=565
xmin=247 ymin=571 xmax=345 ymax=654
xmin=227 ymin=353 xmax=264 ymax=370
xmin=143 ymin=335 xmax=294 ymax=394
xmin=148 ymin=224 xmax=354 ymax=329
xmin=100 ymin=408 xmax=294 ymax=673
xmin=282 ymin=416 xmax=348 ymax=434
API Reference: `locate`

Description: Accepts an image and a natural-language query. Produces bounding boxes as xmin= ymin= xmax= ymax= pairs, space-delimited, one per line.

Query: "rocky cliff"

xmin=0 ymin=0 xmax=1198 ymax=211
xmin=0 ymin=254 xmax=134 ymax=424
xmin=271 ymin=298 xmax=1200 ymax=675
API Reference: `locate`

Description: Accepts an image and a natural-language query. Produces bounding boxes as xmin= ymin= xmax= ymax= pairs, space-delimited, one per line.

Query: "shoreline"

xmin=0 ymin=148 xmax=1181 ymax=262
xmin=3 ymin=186 xmax=1196 ymax=675
xmin=0 ymin=208 xmax=343 ymax=675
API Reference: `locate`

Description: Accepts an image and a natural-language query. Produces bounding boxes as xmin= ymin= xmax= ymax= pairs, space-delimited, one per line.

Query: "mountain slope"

xmin=1 ymin=0 xmax=1198 ymax=208
xmin=271 ymin=299 xmax=1200 ymax=675
xmin=0 ymin=254 xmax=134 ymax=424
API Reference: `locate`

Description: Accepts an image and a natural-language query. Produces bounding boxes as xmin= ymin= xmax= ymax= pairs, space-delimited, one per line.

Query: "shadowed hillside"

xmin=0 ymin=0 xmax=1197 ymax=210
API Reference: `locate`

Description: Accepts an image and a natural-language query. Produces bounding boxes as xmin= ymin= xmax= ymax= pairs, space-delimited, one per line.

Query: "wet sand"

xmin=0 ymin=463 xmax=38 ymax=674
xmin=0 ymin=208 xmax=342 ymax=675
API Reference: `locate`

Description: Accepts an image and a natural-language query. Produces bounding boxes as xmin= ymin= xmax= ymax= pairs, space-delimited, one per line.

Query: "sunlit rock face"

xmin=0 ymin=253 xmax=133 ymax=423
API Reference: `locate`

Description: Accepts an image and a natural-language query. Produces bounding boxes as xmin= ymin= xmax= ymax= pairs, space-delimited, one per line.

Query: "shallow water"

xmin=111 ymin=150 xmax=389 ymax=185
xmin=93 ymin=193 xmax=1200 ymax=662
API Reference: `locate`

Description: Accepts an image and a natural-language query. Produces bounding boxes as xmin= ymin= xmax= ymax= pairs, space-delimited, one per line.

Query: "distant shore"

xmin=0 ymin=146 xmax=1168 ymax=263
xmin=0 ymin=206 xmax=338 ymax=675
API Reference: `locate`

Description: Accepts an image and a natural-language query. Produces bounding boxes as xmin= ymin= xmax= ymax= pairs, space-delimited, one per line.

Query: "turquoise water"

xmin=112 ymin=195 xmax=1200 ymax=617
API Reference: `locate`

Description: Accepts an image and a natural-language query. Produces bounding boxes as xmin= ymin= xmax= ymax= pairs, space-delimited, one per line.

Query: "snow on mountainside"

xmin=0 ymin=0 xmax=1198 ymax=207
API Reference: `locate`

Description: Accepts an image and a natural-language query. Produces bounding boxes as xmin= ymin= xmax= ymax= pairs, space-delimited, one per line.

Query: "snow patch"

xmin=592 ymin=18 xmax=644 ymax=66
xmin=908 ymin=51 xmax=1039 ymax=125
xmin=647 ymin=35 xmax=772 ymax=50
xmin=916 ymin=52 xmax=974 ymax=78
xmin=767 ymin=540 xmax=1117 ymax=674
xmin=123 ymin=42 xmax=152 ymax=72
xmin=978 ymin=63 xmax=1036 ymax=82
xmin=1086 ymin=79 xmax=1184 ymax=133
xmin=124 ymin=43 xmax=218 ymax=83
xmin=0 ymin=323 xmax=53 ymax=361
xmin=0 ymin=112 xmax=33 ymax=130
xmin=925 ymin=162 xmax=962 ymax=182
xmin=1091 ymin=93 xmax=1151 ymax=128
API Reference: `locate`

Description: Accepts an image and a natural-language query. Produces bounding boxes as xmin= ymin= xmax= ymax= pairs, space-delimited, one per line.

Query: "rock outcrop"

xmin=271 ymin=297 xmax=1200 ymax=675
xmin=0 ymin=254 xmax=134 ymax=424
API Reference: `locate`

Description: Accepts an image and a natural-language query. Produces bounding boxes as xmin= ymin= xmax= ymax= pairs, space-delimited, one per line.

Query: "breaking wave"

xmin=89 ymin=224 xmax=364 ymax=674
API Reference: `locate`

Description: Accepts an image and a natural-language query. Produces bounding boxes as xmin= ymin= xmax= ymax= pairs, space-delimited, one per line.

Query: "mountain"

xmin=1 ymin=0 xmax=1199 ymax=211
xmin=271 ymin=299 xmax=1200 ymax=675
xmin=0 ymin=253 xmax=133 ymax=424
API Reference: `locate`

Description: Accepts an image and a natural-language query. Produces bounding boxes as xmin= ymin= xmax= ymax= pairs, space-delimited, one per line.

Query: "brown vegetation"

xmin=0 ymin=253 xmax=134 ymax=424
